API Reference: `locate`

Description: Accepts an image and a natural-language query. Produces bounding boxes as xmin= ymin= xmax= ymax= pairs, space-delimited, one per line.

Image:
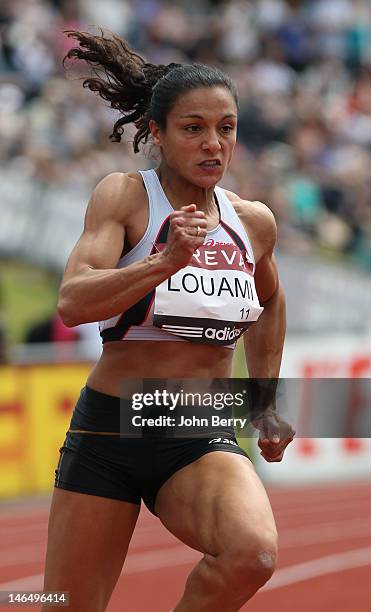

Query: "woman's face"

xmin=149 ymin=86 xmax=238 ymax=188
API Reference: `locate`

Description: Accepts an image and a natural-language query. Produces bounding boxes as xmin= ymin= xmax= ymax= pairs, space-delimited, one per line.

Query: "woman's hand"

xmin=163 ymin=204 xmax=207 ymax=270
xmin=252 ymin=408 xmax=296 ymax=462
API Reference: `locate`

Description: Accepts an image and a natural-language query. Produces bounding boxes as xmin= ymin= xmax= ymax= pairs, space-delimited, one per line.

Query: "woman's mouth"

xmin=198 ymin=160 xmax=222 ymax=171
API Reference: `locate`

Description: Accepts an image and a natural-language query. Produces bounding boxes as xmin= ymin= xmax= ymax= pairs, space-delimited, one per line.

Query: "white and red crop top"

xmin=99 ymin=169 xmax=263 ymax=349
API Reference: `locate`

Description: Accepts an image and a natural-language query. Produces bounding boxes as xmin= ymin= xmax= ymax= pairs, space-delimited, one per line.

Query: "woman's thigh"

xmin=154 ymin=451 xmax=277 ymax=557
xmin=43 ymin=488 xmax=140 ymax=612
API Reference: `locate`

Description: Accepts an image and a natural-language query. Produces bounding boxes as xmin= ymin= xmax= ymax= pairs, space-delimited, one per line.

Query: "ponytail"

xmin=64 ymin=30 xmax=180 ymax=151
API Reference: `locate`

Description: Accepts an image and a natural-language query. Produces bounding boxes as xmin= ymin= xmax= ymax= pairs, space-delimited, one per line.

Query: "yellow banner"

xmin=0 ymin=364 xmax=91 ymax=497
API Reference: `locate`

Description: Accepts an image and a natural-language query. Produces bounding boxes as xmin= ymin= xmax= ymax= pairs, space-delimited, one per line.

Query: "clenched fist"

xmin=163 ymin=204 xmax=208 ymax=270
xmin=252 ymin=408 xmax=296 ymax=463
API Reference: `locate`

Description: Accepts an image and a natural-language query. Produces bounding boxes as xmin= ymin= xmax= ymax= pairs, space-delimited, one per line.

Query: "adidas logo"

xmin=204 ymin=326 xmax=244 ymax=341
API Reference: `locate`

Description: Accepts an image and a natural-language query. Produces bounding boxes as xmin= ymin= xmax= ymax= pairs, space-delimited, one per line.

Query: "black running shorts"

xmin=54 ymin=386 xmax=251 ymax=515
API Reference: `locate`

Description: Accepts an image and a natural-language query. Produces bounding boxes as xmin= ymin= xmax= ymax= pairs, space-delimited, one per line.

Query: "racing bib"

xmin=153 ymin=242 xmax=264 ymax=346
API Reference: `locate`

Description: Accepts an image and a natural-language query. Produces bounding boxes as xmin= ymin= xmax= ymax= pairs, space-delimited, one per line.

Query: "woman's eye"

xmin=185 ymin=125 xmax=201 ymax=132
xmin=221 ymin=125 xmax=234 ymax=133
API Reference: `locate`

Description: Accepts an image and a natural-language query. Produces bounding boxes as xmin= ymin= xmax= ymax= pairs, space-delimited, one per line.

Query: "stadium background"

xmin=0 ymin=1 xmax=371 ymax=610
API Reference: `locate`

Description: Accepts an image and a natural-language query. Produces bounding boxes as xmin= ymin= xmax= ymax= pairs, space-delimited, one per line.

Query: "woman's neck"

xmin=156 ymin=165 xmax=217 ymax=216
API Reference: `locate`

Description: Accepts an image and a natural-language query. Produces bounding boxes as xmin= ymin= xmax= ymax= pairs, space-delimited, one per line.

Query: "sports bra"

xmin=99 ymin=169 xmax=263 ymax=349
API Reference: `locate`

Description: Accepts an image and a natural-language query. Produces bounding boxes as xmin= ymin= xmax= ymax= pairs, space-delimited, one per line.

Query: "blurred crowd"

xmin=1 ymin=0 xmax=371 ymax=267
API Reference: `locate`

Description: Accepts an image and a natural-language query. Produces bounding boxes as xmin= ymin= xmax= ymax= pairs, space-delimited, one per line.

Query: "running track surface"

xmin=0 ymin=481 xmax=371 ymax=611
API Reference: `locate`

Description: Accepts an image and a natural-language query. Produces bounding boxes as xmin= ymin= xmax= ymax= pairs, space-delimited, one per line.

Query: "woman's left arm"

xmin=240 ymin=201 xmax=295 ymax=461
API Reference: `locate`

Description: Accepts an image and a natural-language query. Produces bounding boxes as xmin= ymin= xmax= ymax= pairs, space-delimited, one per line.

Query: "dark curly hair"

xmin=63 ymin=29 xmax=239 ymax=153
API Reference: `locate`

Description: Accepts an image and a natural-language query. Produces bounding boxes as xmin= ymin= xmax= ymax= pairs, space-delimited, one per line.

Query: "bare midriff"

xmin=86 ymin=341 xmax=234 ymax=397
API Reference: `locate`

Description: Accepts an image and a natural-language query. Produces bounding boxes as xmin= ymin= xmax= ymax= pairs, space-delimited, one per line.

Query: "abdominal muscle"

xmin=86 ymin=340 xmax=234 ymax=397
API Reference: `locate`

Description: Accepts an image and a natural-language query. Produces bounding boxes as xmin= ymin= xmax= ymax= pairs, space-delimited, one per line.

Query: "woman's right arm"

xmin=58 ymin=173 xmax=206 ymax=327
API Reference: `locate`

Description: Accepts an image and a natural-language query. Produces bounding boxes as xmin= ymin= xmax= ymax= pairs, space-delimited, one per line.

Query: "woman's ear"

xmin=149 ymin=119 xmax=161 ymax=146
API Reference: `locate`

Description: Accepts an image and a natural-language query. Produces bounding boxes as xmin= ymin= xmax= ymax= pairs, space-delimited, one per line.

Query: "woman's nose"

xmin=202 ymin=131 xmax=222 ymax=153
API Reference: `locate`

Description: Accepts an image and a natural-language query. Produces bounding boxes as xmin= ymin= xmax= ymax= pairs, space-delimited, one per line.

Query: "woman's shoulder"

xmin=222 ymin=188 xmax=277 ymax=253
xmin=89 ymin=171 xmax=146 ymax=221
xmin=94 ymin=171 xmax=144 ymax=199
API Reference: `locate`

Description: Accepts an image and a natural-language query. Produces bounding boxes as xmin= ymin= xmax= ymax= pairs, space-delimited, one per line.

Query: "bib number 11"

xmin=240 ymin=308 xmax=250 ymax=320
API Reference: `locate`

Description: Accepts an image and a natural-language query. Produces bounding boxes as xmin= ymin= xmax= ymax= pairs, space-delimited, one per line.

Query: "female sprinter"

xmin=43 ymin=30 xmax=295 ymax=612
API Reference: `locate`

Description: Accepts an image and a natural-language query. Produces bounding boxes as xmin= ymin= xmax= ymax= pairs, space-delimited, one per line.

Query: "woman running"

xmin=43 ymin=30 xmax=295 ymax=612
